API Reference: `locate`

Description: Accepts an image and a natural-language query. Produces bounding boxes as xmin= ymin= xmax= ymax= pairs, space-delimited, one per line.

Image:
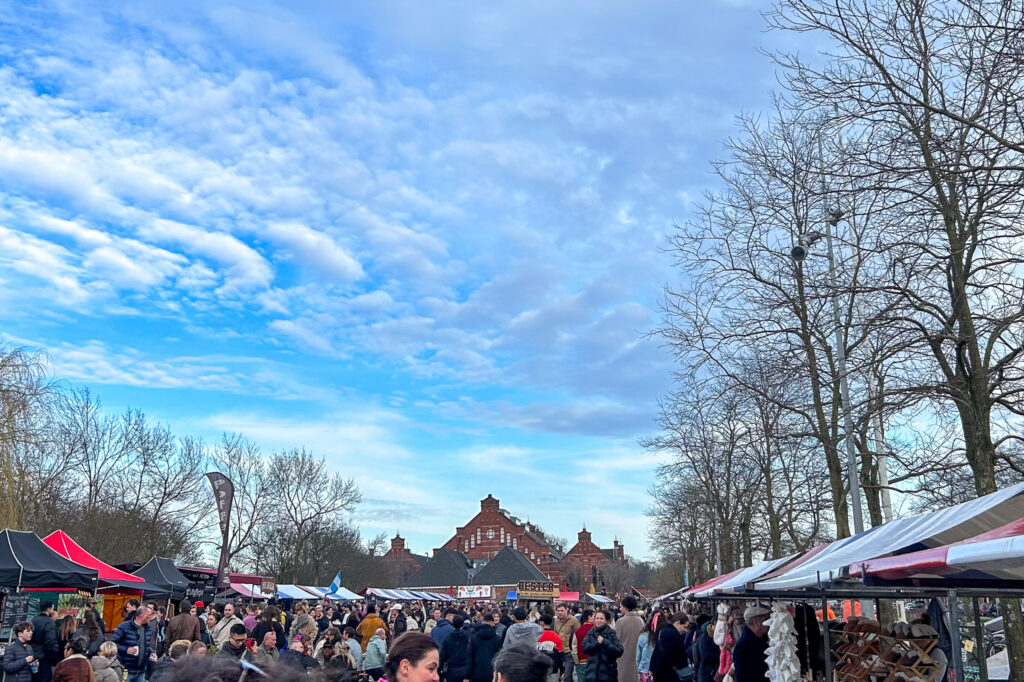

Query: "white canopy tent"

xmin=753 ymin=481 xmax=1024 ymax=592
xmin=689 ymin=555 xmax=795 ymax=598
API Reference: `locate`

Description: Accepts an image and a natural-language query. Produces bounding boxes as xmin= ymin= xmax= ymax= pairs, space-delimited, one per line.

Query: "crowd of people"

xmin=2 ymin=594 xmax=774 ymax=682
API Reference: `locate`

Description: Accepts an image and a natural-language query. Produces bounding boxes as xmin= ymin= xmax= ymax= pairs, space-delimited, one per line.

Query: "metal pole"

xmin=816 ymin=135 xmax=864 ymax=538
xmin=950 ymin=590 xmax=965 ymax=682
xmin=872 ymin=372 xmax=893 ymax=522
xmin=822 ymin=593 xmax=833 ymax=681
xmin=973 ymin=596 xmax=989 ymax=682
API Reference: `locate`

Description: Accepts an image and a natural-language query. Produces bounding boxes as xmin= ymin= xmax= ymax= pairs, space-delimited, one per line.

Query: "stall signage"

xmin=260 ymin=577 xmax=277 ymax=595
xmin=516 ymin=581 xmax=558 ymax=599
xmin=457 ymin=585 xmax=491 ymax=599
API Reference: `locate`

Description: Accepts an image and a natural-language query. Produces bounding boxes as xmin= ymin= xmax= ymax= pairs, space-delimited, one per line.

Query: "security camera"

xmin=790 ymin=244 xmax=809 ymax=262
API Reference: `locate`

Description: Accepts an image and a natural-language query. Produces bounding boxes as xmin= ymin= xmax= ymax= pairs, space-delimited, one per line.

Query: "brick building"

xmin=439 ymin=494 xmax=566 ymax=584
xmin=560 ymin=528 xmax=628 ymax=593
xmin=383 ymin=534 xmax=429 ymax=584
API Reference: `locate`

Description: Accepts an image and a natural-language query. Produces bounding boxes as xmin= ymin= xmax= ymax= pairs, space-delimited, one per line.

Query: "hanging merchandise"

xmin=791 ymin=603 xmax=821 ymax=677
xmin=765 ymin=604 xmax=801 ymax=682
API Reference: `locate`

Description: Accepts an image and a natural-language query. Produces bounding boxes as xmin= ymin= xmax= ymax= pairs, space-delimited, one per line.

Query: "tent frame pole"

xmin=822 ymin=593 xmax=832 ymax=681
xmin=949 ymin=590 xmax=964 ymax=682
xmin=972 ymin=596 xmax=988 ymax=682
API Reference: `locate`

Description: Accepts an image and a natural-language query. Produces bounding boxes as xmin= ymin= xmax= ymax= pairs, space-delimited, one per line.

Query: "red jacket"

xmin=576 ymin=623 xmax=594 ymax=662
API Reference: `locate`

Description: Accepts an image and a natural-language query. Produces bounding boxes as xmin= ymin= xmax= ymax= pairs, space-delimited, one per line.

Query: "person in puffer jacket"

xmin=581 ymin=611 xmax=623 ymax=682
xmin=111 ymin=605 xmax=157 ymax=681
xmin=92 ymin=641 xmax=125 ymax=682
xmin=2 ymin=621 xmax=35 ymax=682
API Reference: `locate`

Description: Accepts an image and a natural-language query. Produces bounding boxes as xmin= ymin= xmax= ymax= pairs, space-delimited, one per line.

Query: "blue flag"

xmin=329 ymin=571 xmax=343 ymax=594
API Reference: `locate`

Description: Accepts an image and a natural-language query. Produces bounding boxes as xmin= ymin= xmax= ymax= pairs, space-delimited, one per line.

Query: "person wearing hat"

xmin=729 ymin=607 xmax=769 ymax=682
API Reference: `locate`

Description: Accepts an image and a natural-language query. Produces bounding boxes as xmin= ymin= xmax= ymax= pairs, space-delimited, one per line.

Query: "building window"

xmin=500 ymin=528 xmax=505 ymax=542
xmin=513 ymin=538 xmax=518 ymax=549
xmin=531 ymin=551 xmax=536 ymax=560
xmin=464 ymin=540 xmax=469 ymax=552
xmin=476 ymin=529 xmax=481 ymax=544
xmin=486 ymin=528 xmax=495 ymax=540
xmin=471 ymin=535 xmax=476 ymax=548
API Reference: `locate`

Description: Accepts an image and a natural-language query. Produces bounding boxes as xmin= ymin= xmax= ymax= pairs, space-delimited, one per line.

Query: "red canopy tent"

xmin=683 ymin=567 xmax=744 ymax=599
xmin=42 ymin=530 xmax=144 ymax=586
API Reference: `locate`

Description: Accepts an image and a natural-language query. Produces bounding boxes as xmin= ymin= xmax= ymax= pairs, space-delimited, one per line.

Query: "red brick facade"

xmin=383 ymin=535 xmax=428 ymax=583
xmin=428 ymin=495 xmax=630 ymax=589
xmin=440 ymin=495 xmax=566 ymax=584
xmin=561 ymin=528 xmax=627 ymax=592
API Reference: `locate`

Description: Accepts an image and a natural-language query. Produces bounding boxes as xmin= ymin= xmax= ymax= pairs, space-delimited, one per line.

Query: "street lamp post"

xmin=791 ymin=217 xmax=865 ymax=537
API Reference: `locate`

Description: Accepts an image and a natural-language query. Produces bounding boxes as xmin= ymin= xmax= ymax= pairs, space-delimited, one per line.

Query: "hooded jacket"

xmin=91 ymin=655 xmax=122 ymax=682
xmin=582 ymin=625 xmax=624 ymax=682
xmin=502 ymin=621 xmax=542 ymax=649
xmin=430 ymin=618 xmax=455 ymax=647
xmin=466 ymin=623 xmax=501 ymax=682
xmin=440 ymin=627 xmax=471 ymax=682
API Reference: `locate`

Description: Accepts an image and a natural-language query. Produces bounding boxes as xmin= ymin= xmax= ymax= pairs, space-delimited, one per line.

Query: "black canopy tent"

xmin=0 ymin=529 xmax=99 ymax=591
xmin=130 ymin=557 xmax=192 ymax=601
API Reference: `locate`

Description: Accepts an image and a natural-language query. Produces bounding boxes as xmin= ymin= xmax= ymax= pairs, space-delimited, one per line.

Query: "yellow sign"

xmin=517 ymin=581 xmax=558 ymax=599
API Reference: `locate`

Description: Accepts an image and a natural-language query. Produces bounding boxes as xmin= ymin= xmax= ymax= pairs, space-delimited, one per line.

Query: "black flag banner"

xmin=205 ymin=472 xmax=235 ymax=590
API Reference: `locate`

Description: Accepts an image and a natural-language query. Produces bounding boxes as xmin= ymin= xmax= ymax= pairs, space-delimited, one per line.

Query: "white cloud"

xmin=263 ymin=221 xmax=363 ymax=283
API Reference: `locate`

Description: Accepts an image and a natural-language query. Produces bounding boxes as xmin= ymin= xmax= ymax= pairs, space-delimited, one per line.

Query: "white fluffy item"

xmin=765 ymin=604 xmax=801 ymax=682
xmin=714 ymin=603 xmax=730 ymax=647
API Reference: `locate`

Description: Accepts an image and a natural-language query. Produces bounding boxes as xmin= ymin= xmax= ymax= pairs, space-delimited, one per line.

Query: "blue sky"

xmin=0 ymin=0 xmax=785 ymax=560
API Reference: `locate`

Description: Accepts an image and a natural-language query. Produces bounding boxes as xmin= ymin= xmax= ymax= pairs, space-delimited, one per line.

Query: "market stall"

xmin=0 ymin=529 xmax=99 ymax=592
xmin=0 ymin=529 xmax=100 ymax=640
xmin=687 ymin=483 xmax=1024 ymax=682
xmin=42 ymin=530 xmax=148 ymax=631
xmin=130 ymin=556 xmax=192 ymax=601
xmin=277 ymin=584 xmax=324 ymax=600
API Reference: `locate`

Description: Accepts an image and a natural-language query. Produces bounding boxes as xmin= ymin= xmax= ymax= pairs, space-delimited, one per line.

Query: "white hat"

xmin=390 ymin=603 xmax=403 ymax=610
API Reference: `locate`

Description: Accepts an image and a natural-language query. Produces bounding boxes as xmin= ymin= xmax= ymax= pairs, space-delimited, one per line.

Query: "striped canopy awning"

xmin=366 ymin=587 xmax=455 ymax=601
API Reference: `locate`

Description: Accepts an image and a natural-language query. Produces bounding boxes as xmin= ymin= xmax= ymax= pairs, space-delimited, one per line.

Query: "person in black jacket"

xmin=253 ymin=606 xmax=287 ymax=650
xmin=466 ymin=612 xmax=501 ymax=682
xmin=650 ymin=613 xmax=688 ymax=682
xmin=440 ymin=615 xmax=471 ymax=682
xmin=689 ymin=618 xmax=719 ymax=682
xmin=30 ymin=601 xmax=60 ymax=682
xmin=3 ymin=621 xmax=37 ymax=682
xmin=730 ymin=607 xmax=769 ymax=682
xmin=581 ymin=611 xmax=623 ymax=682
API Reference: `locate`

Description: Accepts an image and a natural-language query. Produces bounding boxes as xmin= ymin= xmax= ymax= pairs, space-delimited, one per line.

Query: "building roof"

xmin=473 ymin=547 xmax=549 ymax=585
xmin=403 ymin=549 xmax=474 ymax=588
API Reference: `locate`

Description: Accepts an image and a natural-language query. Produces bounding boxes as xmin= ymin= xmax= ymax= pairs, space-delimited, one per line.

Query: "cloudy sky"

xmin=0 ymin=0 xmax=787 ymax=559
